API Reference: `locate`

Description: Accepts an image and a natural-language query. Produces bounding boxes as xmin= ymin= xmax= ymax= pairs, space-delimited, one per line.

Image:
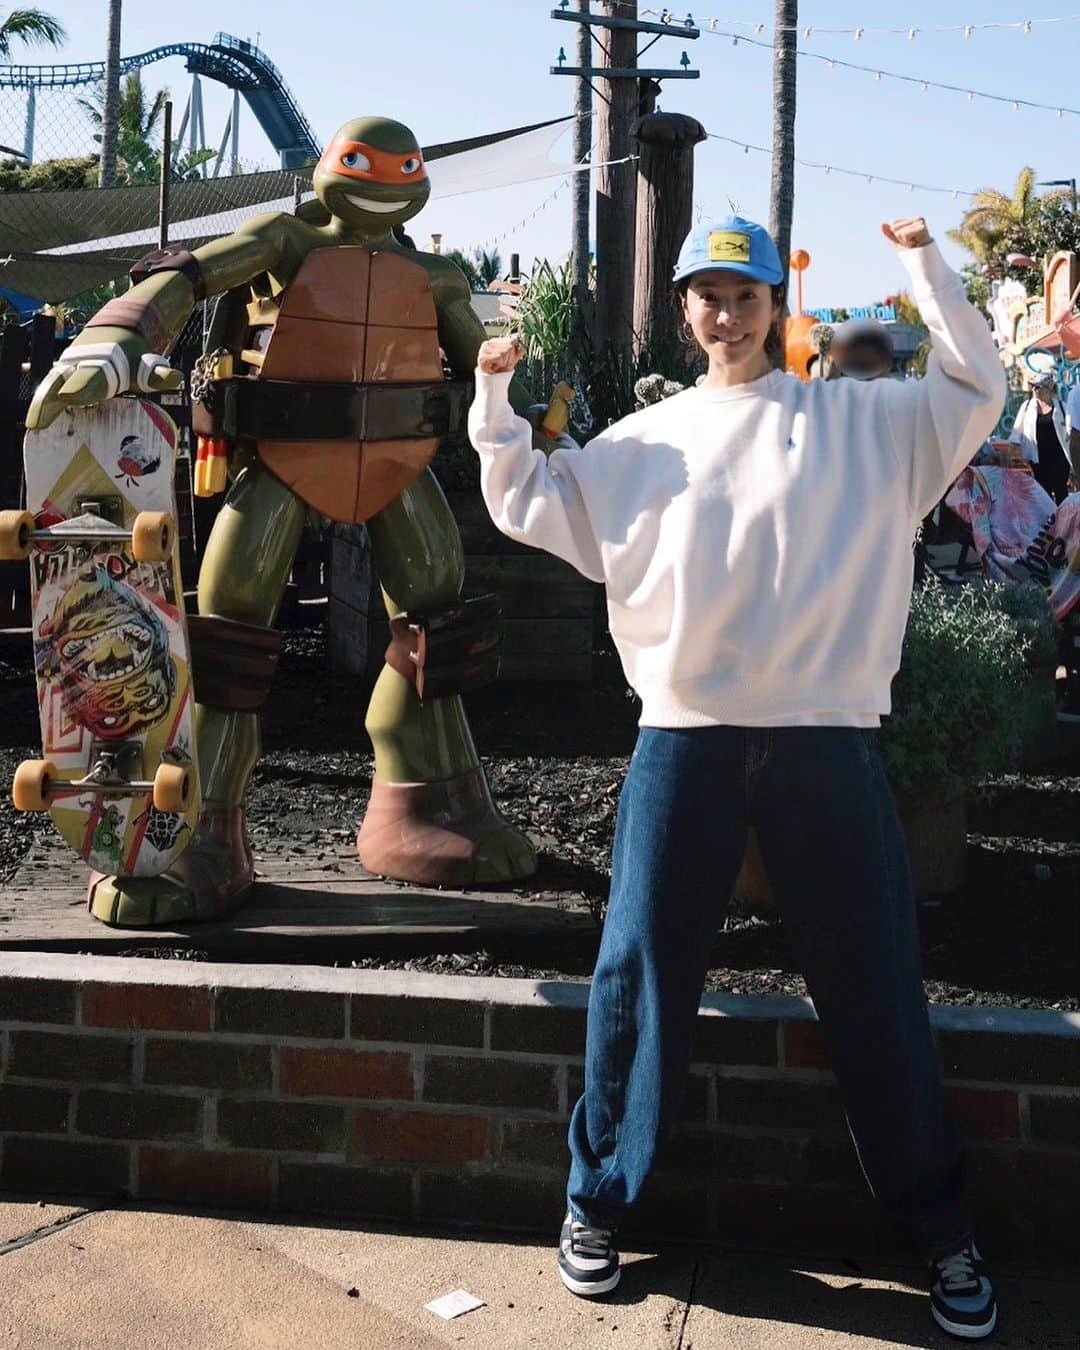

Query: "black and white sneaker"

xmin=557 ymin=1210 xmax=621 ymax=1297
xmin=929 ymin=1240 xmax=997 ymax=1340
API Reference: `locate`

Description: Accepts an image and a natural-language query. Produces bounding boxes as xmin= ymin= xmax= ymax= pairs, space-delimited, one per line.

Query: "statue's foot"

xmin=357 ymin=766 xmax=537 ymax=887
xmin=87 ymin=807 xmax=255 ymax=928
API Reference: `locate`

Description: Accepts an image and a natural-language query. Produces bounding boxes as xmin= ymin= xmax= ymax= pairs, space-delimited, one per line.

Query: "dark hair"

xmin=675 ymin=277 xmax=788 ymax=369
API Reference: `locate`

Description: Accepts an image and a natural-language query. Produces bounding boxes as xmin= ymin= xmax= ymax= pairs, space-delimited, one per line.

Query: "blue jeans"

xmin=566 ymin=726 xmax=971 ymax=1261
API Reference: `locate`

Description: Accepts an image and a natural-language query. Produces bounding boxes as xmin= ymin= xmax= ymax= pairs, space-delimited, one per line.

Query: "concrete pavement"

xmin=0 ymin=1198 xmax=1075 ymax=1349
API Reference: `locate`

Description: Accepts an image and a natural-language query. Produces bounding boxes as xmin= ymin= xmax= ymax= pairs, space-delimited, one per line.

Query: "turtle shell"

xmin=254 ymin=245 xmax=443 ymax=523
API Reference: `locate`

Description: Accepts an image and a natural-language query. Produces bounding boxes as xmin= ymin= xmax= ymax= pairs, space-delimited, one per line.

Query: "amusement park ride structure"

xmin=0 ymin=32 xmax=318 ymax=173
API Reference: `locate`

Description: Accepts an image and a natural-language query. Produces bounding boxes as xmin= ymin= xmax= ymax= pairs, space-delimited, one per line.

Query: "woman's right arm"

xmin=468 ymin=364 xmax=606 ymax=584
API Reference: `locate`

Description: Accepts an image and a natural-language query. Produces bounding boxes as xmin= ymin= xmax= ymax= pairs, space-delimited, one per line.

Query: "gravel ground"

xmin=2 ymin=625 xmax=1078 ymax=1010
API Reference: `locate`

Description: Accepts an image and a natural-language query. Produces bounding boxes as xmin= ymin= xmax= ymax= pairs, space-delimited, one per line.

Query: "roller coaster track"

xmin=0 ymin=32 xmax=319 ymax=167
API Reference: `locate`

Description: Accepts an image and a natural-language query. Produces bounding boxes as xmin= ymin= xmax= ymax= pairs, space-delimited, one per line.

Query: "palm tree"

xmin=769 ymin=0 xmax=798 ymax=292
xmin=444 ymin=248 xmax=481 ymax=291
xmin=0 ymin=6 xmax=65 ymax=59
xmin=79 ymin=72 xmax=169 ymax=184
xmin=947 ymin=167 xmax=1064 ymax=267
xmin=472 ymin=248 xmax=503 ymax=288
xmin=100 ymin=0 xmax=122 ymax=186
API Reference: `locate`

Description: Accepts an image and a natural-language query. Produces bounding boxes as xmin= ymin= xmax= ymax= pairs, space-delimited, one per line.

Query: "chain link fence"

xmin=0 ymin=77 xmax=311 ymax=310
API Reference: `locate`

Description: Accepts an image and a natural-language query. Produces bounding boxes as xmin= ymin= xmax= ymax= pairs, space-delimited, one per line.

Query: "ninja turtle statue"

xmin=27 ymin=115 xmax=538 ymax=926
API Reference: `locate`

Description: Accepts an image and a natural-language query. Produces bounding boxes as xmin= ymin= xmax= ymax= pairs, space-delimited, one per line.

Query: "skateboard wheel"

xmin=153 ymin=762 xmax=190 ymax=813
xmin=131 ymin=511 xmax=173 ymax=563
xmin=12 ymin=759 xmax=57 ymax=812
xmin=0 ymin=509 xmax=34 ymax=561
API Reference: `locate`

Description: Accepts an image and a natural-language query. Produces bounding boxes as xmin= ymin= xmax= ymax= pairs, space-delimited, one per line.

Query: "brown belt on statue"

xmin=191 ymin=377 xmax=473 ymax=443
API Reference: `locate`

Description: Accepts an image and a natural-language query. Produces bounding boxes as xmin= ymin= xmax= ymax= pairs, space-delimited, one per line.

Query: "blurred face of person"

xmin=835 ymin=336 xmax=893 ymax=381
xmin=681 ymin=270 xmax=782 ymax=388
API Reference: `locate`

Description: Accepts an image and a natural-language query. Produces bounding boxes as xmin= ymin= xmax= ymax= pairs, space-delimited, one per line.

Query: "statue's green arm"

xmin=27 ymin=212 xmax=313 ymax=430
xmin=423 ymin=253 xmax=534 ymax=415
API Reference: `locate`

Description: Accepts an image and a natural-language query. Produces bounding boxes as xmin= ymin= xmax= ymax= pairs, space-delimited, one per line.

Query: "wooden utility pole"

xmin=769 ymin=0 xmax=798 ymax=287
xmin=551 ymin=4 xmax=699 ymax=354
xmin=594 ymin=0 xmax=638 ymax=356
xmin=99 ymin=0 xmax=122 ymax=188
xmin=571 ymin=0 xmax=593 ymax=344
xmin=631 ymin=112 xmax=706 ymax=359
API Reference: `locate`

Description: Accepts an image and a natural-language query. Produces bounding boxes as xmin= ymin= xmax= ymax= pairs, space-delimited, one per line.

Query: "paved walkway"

xmin=0 ymin=1198 xmax=1074 ymax=1348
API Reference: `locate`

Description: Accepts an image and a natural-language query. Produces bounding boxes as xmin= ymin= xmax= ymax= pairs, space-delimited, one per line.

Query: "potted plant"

xmin=879 ymin=580 xmax=1031 ymax=896
xmin=735 ymin=578 xmax=1031 ymax=907
xmin=989 ymin=580 xmax=1060 ymax=768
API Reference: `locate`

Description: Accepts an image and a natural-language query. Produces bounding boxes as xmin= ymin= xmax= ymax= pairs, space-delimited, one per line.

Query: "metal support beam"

xmin=172 ymin=87 xmax=191 ymax=170
xmin=22 ymin=85 xmax=35 ymax=165
xmin=552 ymin=8 xmax=699 ymax=37
xmin=211 ymin=101 xmax=232 ymax=178
xmin=190 ymin=73 xmax=205 ymax=176
xmin=552 ymin=66 xmax=699 ymax=78
xmin=231 ymin=89 xmax=240 ymax=174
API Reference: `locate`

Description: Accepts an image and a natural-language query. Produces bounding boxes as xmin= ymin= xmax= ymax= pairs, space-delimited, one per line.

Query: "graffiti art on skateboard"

xmin=0 ymin=398 xmax=201 ymax=876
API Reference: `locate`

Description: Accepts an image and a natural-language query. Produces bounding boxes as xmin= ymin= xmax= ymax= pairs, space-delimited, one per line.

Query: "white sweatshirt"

xmin=468 ymin=242 xmax=1005 ymax=728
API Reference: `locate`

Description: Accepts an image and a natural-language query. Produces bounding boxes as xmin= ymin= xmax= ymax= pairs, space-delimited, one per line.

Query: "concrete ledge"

xmin=1 ymin=953 xmax=1078 ymax=1039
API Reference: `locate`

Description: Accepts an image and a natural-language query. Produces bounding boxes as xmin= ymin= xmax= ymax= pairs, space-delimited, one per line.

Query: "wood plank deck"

xmin=0 ymin=835 xmax=597 ymax=966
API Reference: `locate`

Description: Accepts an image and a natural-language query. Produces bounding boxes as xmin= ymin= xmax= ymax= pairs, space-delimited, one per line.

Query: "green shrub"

xmin=880 ymin=579 xmax=1031 ymax=803
xmin=990 ymin=579 xmax=1059 ymax=668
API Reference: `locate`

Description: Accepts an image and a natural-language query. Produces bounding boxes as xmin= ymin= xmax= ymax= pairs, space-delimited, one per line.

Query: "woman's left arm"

xmin=879 ymin=219 xmax=1006 ymax=519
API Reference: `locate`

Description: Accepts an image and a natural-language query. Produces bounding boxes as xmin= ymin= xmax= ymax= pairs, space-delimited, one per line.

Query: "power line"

xmin=706 ymin=132 xmax=977 ymax=199
xmin=681 ymin=20 xmax=1080 ymax=118
xmin=643 ymin=9 xmax=1080 ymax=40
xmin=477 ymin=177 xmax=571 ymax=252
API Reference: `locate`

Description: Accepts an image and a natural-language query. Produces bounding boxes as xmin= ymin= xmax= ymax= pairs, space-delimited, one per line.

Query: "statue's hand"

xmin=27 ymin=333 xmax=182 ymax=431
xmin=524 ymin=403 xmax=580 ymax=455
xmin=477 ymin=336 xmax=526 ymax=375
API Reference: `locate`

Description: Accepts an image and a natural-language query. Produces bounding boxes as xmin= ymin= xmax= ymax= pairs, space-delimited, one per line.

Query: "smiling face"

xmin=681 ymin=270 xmax=782 ymax=385
xmin=313 ymin=116 xmax=430 ymax=233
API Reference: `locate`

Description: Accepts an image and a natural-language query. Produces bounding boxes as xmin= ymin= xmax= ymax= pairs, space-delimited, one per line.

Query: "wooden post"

xmin=158 ymin=100 xmax=172 ymax=250
xmin=593 ymin=0 xmax=638 ymax=357
xmin=631 ymin=112 xmax=706 ymax=360
xmin=571 ymin=0 xmax=593 ymax=346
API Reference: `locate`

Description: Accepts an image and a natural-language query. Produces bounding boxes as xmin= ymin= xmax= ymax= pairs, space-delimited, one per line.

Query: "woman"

xmin=1009 ymin=372 xmax=1072 ymax=503
xmin=469 ymin=215 xmax=1004 ymax=1342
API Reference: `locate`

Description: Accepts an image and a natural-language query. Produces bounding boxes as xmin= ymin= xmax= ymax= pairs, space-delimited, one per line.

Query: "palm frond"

xmin=0 ymin=8 xmax=66 ymax=59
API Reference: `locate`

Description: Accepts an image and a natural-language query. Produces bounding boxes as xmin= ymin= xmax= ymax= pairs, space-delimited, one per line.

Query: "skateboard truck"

xmin=12 ymin=745 xmax=192 ymax=815
xmin=0 ymin=508 xmax=175 ymax=564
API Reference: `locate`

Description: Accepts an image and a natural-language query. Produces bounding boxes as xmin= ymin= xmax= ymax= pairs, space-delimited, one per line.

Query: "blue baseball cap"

xmin=673 ymin=215 xmax=785 ymax=286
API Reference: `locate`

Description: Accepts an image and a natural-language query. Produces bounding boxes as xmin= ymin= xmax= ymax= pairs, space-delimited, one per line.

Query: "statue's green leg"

xmin=88 ymin=462 xmax=306 ymax=927
xmin=358 ymin=469 xmax=537 ymax=885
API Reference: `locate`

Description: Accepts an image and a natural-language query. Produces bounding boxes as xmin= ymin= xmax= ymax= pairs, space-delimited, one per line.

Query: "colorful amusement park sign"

xmin=805 ymin=305 xmax=898 ymax=324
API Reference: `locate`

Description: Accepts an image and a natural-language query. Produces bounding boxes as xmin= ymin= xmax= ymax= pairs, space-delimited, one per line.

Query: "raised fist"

xmin=477 ymin=336 xmax=527 ymax=375
xmin=882 ymin=217 xmax=932 ymax=249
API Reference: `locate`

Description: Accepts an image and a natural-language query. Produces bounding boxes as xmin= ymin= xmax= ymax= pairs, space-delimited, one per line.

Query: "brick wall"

xmin=1 ymin=954 xmax=1077 ymax=1258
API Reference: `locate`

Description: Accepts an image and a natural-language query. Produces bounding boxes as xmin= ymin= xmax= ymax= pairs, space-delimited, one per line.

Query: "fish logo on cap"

xmin=708 ymin=231 xmax=751 ymax=263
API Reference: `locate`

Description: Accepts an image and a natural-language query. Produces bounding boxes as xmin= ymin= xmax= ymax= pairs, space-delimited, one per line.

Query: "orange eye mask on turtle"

xmin=319 ymin=138 xmax=427 ymax=185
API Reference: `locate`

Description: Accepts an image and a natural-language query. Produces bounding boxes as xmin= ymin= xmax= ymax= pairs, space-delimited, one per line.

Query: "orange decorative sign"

xmin=1045 ymin=251 xmax=1080 ymax=325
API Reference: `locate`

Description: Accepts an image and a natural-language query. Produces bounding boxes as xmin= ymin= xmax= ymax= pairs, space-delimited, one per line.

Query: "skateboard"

xmin=0 ymin=398 xmax=201 ymax=877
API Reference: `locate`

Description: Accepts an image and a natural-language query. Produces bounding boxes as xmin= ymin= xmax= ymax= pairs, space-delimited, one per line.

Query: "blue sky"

xmin=18 ymin=1 xmax=1080 ymax=306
